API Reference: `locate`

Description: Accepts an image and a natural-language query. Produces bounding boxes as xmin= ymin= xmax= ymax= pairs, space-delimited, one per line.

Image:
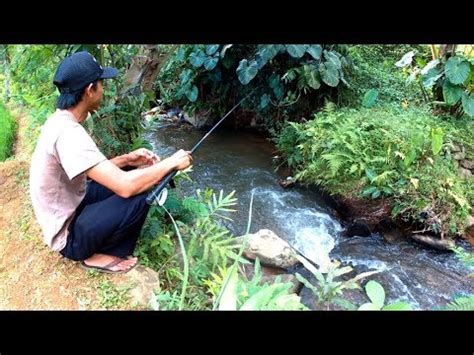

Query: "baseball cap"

xmin=53 ymin=51 xmax=118 ymax=93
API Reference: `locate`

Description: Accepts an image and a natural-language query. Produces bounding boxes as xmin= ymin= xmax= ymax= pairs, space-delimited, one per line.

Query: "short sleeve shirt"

xmin=29 ymin=109 xmax=107 ymax=251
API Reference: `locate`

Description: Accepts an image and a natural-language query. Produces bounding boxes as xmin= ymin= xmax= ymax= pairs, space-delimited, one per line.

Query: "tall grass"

xmin=0 ymin=102 xmax=16 ymax=161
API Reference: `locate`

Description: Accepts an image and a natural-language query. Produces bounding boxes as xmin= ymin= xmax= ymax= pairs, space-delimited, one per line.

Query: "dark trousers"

xmin=60 ymin=180 xmax=150 ymax=261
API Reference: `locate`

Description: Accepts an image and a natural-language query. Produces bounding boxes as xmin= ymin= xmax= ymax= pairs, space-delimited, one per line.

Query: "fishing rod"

xmin=146 ymin=90 xmax=255 ymax=206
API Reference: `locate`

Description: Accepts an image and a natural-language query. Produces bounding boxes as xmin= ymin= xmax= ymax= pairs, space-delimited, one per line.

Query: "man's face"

xmin=88 ymin=80 xmax=104 ymax=113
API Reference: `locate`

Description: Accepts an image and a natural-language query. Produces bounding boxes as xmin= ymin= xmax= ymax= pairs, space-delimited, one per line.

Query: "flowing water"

xmin=146 ymin=122 xmax=473 ymax=309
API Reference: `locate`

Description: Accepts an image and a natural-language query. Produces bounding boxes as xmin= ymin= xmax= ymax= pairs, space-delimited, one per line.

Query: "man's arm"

xmin=110 ymin=154 xmax=130 ymax=168
xmin=86 ymin=150 xmax=191 ymax=198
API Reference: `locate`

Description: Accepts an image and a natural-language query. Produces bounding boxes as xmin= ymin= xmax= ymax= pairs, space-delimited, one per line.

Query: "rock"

xmin=344 ymin=221 xmax=371 ymax=237
xmin=468 ymin=215 xmax=474 ymax=227
xmin=465 ymin=216 xmax=474 ymax=246
xmin=382 ymin=228 xmax=404 ymax=244
xmin=459 ymin=167 xmax=472 ymax=179
xmin=237 ymin=229 xmax=300 ymax=269
xmin=182 ymin=109 xmax=212 ymax=128
xmin=453 ymin=152 xmax=466 ymax=160
xmin=240 ymin=262 xmax=286 ymax=279
xmin=465 ymin=225 xmax=474 ymax=246
xmin=279 ymin=176 xmax=295 ymax=188
xmin=451 ymin=144 xmax=462 ymax=153
xmin=460 ymin=160 xmax=474 ymax=170
xmin=410 ymin=234 xmax=455 ymax=251
xmin=114 ymin=265 xmax=161 ymax=309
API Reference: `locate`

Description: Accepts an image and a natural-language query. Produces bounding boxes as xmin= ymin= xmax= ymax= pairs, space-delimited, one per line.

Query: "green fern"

xmin=443 ymin=295 xmax=474 ymax=310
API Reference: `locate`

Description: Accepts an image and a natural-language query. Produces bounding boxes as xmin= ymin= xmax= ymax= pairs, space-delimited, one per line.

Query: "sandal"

xmin=80 ymin=256 xmax=138 ymax=274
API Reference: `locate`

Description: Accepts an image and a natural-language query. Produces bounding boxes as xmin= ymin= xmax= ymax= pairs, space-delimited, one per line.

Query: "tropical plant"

xmin=396 ymin=49 xmax=474 ymax=118
xmin=294 ymin=253 xmax=379 ymax=310
xmin=358 ymin=280 xmax=412 ymax=310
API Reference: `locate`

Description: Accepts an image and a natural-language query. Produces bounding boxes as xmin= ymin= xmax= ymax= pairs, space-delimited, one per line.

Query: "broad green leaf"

xmin=461 ymin=92 xmax=474 ymax=117
xmin=365 ymin=169 xmax=376 ymax=182
xmin=176 ymin=47 xmax=186 ymax=62
xmin=319 ymin=61 xmax=340 ymax=87
xmin=365 ymin=280 xmax=385 ymax=308
xmin=372 ymin=190 xmax=381 ymax=199
xmin=286 ymin=45 xmax=308 ymax=58
xmin=268 ymin=74 xmax=280 ymax=89
xmin=420 ymin=59 xmax=440 ymax=75
xmin=260 ymin=94 xmax=270 ymax=109
xmin=179 ymin=69 xmax=192 ymax=85
xmin=323 ymin=50 xmax=342 ymax=69
xmin=273 ymin=84 xmax=284 ymax=100
xmin=445 ymin=56 xmax=470 ymax=85
xmin=218 ymin=268 xmax=238 ymax=310
xmin=256 ymin=45 xmax=279 ymax=69
xmin=443 ymin=81 xmax=463 ymax=105
xmin=306 ymin=45 xmax=322 ymax=60
xmin=395 ymin=51 xmax=415 ymax=68
xmin=362 ymin=89 xmax=378 ymax=108
xmin=185 ymin=85 xmax=198 ymax=102
xmin=189 ymin=50 xmax=206 ymax=68
xmin=422 ymin=68 xmax=442 ymax=88
xmin=358 ymin=302 xmax=381 ymax=311
xmin=236 ymin=59 xmax=259 ymax=85
xmin=430 ymin=127 xmax=444 ymax=156
xmin=307 ymin=67 xmax=321 ymax=90
xmin=383 ymin=302 xmax=413 ymax=310
xmin=204 ymin=56 xmax=219 ymax=71
xmin=205 ymin=44 xmax=219 ymax=56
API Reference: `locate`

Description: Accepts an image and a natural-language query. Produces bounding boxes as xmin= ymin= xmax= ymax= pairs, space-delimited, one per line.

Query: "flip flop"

xmin=80 ymin=256 xmax=138 ymax=274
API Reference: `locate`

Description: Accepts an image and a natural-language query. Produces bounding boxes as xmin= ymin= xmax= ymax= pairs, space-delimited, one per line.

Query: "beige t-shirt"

xmin=29 ymin=109 xmax=107 ymax=252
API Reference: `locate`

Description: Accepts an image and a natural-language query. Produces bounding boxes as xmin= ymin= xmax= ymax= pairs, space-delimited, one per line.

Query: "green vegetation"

xmin=0 ymin=101 xmax=16 ymax=160
xmin=358 ymin=280 xmax=412 ymax=310
xmin=277 ymin=104 xmax=473 ymax=237
xmin=1 ymin=44 xmax=473 ymax=311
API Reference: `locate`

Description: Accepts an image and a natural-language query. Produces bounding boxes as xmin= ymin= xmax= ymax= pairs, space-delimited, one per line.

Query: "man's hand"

xmin=170 ymin=149 xmax=193 ymax=170
xmin=127 ymin=148 xmax=160 ymax=168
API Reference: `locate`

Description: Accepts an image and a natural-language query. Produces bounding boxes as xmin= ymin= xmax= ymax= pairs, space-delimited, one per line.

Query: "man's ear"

xmin=85 ymin=83 xmax=95 ymax=97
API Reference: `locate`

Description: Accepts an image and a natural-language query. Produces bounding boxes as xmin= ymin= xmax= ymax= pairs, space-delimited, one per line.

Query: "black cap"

xmin=53 ymin=51 xmax=118 ymax=93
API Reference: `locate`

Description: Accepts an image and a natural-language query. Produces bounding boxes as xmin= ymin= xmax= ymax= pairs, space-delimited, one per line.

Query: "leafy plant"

xmin=396 ymin=49 xmax=474 ymax=118
xmin=362 ymin=89 xmax=379 ymax=108
xmin=294 ymin=253 xmax=379 ymax=310
xmin=277 ymin=104 xmax=473 ymax=237
xmin=215 ymin=258 xmax=307 ymax=311
xmin=442 ymin=295 xmax=474 ymax=310
xmin=156 ymin=44 xmax=352 ymax=134
xmin=358 ymin=280 xmax=412 ymax=310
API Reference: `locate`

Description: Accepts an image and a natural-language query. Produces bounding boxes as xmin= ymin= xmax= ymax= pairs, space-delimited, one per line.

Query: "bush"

xmin=339 ymin=45 xmax=429 ymax=107
xmin=277 ymin=104 xmax=473 ymax=237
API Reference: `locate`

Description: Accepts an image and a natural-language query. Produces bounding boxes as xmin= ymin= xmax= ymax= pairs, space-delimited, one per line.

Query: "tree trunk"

xmin=439 ymin=44 xmax=457 ymax=58
xmin=120 ymin=45 xmax=177 ymax=99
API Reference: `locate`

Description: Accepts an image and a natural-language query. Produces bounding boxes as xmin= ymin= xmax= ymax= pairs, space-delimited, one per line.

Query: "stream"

xmin=145 ymin=120 xmax=473 ymax=310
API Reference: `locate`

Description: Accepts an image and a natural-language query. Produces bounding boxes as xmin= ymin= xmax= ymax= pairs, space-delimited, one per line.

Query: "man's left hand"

xmin=127 ymin=148 xmax=160 ymax=168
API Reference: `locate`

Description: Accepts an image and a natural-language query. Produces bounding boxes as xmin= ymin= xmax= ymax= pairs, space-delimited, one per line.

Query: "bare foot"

xmin=83 ymin=253 xmax=138 ymax=273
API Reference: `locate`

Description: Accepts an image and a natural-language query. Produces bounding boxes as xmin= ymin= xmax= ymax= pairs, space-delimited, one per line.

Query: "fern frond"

xmin=444 ymin=295 xmax=474 ymax=310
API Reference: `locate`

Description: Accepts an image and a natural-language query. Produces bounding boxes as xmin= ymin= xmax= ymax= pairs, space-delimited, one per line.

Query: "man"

xmin=29 ymin=51 xmax=192 ymax=274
